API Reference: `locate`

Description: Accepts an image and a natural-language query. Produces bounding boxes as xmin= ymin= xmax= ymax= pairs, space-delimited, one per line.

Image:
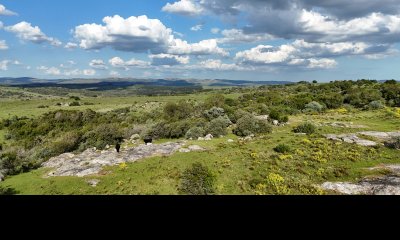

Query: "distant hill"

xmin=0 ymin=77 xmax=293 ymax=89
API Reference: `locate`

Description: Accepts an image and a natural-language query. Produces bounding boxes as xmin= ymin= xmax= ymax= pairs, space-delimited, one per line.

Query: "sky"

xmin=1 ymin=0 xmax=400 ymax=82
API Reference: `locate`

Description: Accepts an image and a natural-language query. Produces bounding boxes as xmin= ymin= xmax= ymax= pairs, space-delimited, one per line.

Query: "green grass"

xmin=0 ymin=92 xmax=241 ymax=120
xmin=1 ymin=110 xmax=399 ymax=195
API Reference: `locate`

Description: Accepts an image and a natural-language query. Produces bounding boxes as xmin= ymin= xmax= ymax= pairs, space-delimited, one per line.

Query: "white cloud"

xmin=0 ymin=60 xmax=21 ymax=70
xmin=168 ymin=38 xmax=228 ymax=56
xmin=150 ymin=54 xmax=190 ymax=66
xmin=0 ymin=4 xmax=17 ymax=16
xmin=89 ymin=59 xmax=108 ymax=69
xmin=38 ymin=66 xmax=96 ymax=76
xmin=5 ymin=22 xmax=62 ymax=46
xmin=236 ymin=44 xmax=296 ymax=64
xmin=235 ymin=43 xmax=339 ymax=69
xmin=191 ymin=24 xmax=203 ymax=31
xmin=162 ymin=0 xmax=203 ymax=16
xmin=218 ymin=29 xmax=274 ymax=44
xmin=37 ymin=66 xmax=61 ymax=75
xmin=74 ymin=15 xmax=227 ymax=56
xmin=211 ymin=28 xmax=220 ymax=34
xmin=198 ymin=59 xmax=241 ymax=71
xmin=307 ymin=58 xmax=337 ymax=69
xmin=0 ymin=40 xmax=8 ymax=50
xmin=74 ymin=15 xmax=172 ymax=52
xmin=60 ymin=61 xmax=77 ymax=68
xmin=109 ymin=57 xmax=150 ymax=70
xmin=65 ymin=42 xmax=78 ymax=49
xmin=109 ymin=71 xmax=120 ymax=77
xmin=83 ymin=69 xmax=96 ymax=76
xmin=0 ymin=60 xmax=10 ymax=71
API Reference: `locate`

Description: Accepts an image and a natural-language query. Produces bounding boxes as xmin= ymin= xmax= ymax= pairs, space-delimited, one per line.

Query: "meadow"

xmin=0 ymin=80 xmax=399 ymax=195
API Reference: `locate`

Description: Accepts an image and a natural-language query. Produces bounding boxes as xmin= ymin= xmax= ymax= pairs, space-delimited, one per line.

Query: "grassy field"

xmin=1 ymin=109 xmax=399 ymax=195
xmin=0 ymin=90 xmax=241 ymax=119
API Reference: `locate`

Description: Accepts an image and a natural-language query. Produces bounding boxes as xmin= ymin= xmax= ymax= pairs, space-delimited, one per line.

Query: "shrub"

xmin=49 ymin=132 xmax=81 ymax=156
xmin=269 ymin=109 xmax=289 ymax=123
xmin=274 ymin=144 xmax=291 ymax=154
xmin=203 ymin=107 xmax=225 ymax=121
xmin=293 ymin=123 xmax=316 ymax=135
xmin=163 ymin=101 xmax=193 ymax=121
xmin=233 ymin=115 xmax=272 ymax=137
xmin=69 ymin=96 xmax=81 ymax=101
xmin=82 ymin=124 xmax=123 ymax=150
xmin=179 ymin=163 xmax=216 ymax=195
xmin=0 ymin=186 xmax=18 ymax=195
xmin=204 ymin=94 xmax=225 ymax=108
xmin=0 ymin=151 xmax=22 ymax=175
xmin=205 ymin=116 xmax=231 ymax=137
xmin=368 ymin=100 xmax=385 ymax=110
xmin=303 ymin=101 xmax=324 ymax=113
xmin=185 ymin=127 xmax=205 ymax=139
xmin=384 ymin=137 xmax=400 ymax=149
xmin=69 ymin=101 xmax=80 ymax=107
xmin=230 ymin=109 xmax=252 ymax=123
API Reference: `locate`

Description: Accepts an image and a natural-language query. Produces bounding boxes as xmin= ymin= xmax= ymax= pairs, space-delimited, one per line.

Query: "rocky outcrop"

xmin=324 ymin=134 xmax=377 ymax=146
xmin=324 ymin=131 xmax=400 ymax=147
xmin=358 ymin=131 xmax=400 ymax=140
xmin=322 ymin=165 xmax=400 ymax=195
xmin=43 ymin=142 xmax=186 ymax=177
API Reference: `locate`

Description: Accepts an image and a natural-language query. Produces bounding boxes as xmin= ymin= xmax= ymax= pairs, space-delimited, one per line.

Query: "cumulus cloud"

xmin=0 ymin=40 xmax=8 ymax=50
xmin=190 ymin=24 xmax=203 ymax=31
xmin=37 ymin=66 xmax=61 ymax=75
xmin=0 ymin=60 xmax=10 ymax=70
xmin=235 ymin=43 xmax=338 ymax=69
xmin=211 ymin=28 xmax=220 ymax=34
xmin=162 ymin=0 xmax=203 ymax=16
xmin=89 ymin=59 xmax=108 ymax=69
xmin=197 ymin=59 xmax=241 ymax=71
xmin=172 ymin=1 xmax=400 ymax=46
xmin=38 ymin=66 xmax=96 ymax=76
xmin=0 ymin=4 xmax=17 ymax=16
xmin=64 ymin=42 xmax=78 ymax=49
xmin=109 ymin=57 xmax=150 ymax=70
xmin=150 ymin=54 xmax=190 ymax=66
xmin=0 ymin=60 xmax=22 ymax=70
xmin=5 ymin=22 xmax=62 ymax=46
xmin=218 ymin=29 xmax=274 ymax=44
xmin=73 ymin=15 xmax=227 ymax=56
xmin=168 ymin=38 xmax=228 ymax=56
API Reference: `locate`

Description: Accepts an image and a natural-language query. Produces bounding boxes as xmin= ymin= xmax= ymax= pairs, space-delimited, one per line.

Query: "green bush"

xmin=368 ymin=100 xmax=385 ymax=110
xmin=0 ymin=186 xmax=18 ymax=195
xmin=269 ymin=109 xmax=289 ymax=123
xmin=205 ymin=116 xmax=231 ymax=137
xmin=303 ymin=101 xmax=324 ymax=113
xmin=293 ymin=123 xmax=316 ymax=135
xmin=233 ymin=115 xmax=272 ymax=137
xmin=384 ymin=137 xmax=400 ymax=149
xmin=69 ymin=101 xmax=80 ymax=107
xmin=179 ymin=163 xmax=216 ymax=195
xmin=274 ymin=144 xmax=291 ymax=154
xmin=82 ymin=124 xmax=123 ymax=150
xmin=163 ymin=101 xmax=193 ymax=121
xmin=185 ymin=127 xmax=205 ymax=139
xmin=203 ymin=107 xmax=225 ymax=121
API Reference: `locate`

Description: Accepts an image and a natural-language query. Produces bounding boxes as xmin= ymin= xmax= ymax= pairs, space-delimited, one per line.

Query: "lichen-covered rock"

xmin=322 ymin=165 xmax=400 ymax=195
xmin=324 ymin=134 xmax=377 ymax=146
xmin=43 ymin=142 xmax=186 ymax=177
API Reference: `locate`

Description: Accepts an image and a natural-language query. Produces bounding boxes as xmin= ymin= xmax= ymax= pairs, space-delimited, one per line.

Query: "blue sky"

xmin=1 ymin=0 xmax=400 ymax=81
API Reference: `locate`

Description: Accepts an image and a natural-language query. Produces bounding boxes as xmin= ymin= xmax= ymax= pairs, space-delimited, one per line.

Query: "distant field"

xmin=0 ymin=90 xmax=241 ymax=119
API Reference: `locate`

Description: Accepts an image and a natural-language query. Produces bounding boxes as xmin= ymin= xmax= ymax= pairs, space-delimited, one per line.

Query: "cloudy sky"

xmin=1 ymin=0 xmax=400 ymax=81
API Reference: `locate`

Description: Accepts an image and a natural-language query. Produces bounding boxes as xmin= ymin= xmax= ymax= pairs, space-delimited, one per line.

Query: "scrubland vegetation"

xmin=0 ymin=79 xmax=399 ymax=195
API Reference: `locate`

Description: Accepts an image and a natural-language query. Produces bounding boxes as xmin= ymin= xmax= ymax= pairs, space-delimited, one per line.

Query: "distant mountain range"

xmin=0 ymin=77 xmax=293 ymax=88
